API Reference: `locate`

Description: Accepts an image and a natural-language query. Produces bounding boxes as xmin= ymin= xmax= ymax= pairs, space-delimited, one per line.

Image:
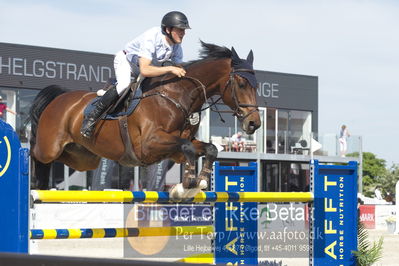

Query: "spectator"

xmin=0 ymin=95 xmax=16 ymax=121
xmin=338 ymin=125 xmax=350 ymax=157
xmin=374 ymin=186 xmax=383 ymax=200
xmin=231 ymin=131 xmax=245 ymax=152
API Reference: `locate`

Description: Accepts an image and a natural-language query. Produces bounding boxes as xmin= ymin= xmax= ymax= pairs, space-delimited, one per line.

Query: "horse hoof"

xmin=199 ymin=180 xmax=208 ymax=190
xmin=182 ymin=188 xmax=201 ymax=199
xmin=169 ymin=183 xmax=185 ymax=201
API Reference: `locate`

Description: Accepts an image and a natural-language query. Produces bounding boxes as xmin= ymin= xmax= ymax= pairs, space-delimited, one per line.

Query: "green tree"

xmin=362 ymin=152 xmax=387 ymax=179
xmin=349 ymin=152 xmax=387 ymax=197
xmin=375 ymin=164 xmax=399 ymax=203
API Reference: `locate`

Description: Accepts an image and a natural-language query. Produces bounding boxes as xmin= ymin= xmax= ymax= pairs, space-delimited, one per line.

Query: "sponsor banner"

xmin=91 ymin=158 xmax=117 ymax=190
xmin=214 ymin=162 xmax=258 ymax=265
xmin=123 ymin=204 xmax=212 ymax=259
xmin=0 ymin=120 xmax=29 ymax=252
xmin=258 ymin=203 xmax=309 ymax=259
xmin=313 ymin=161 xmax=358 ymax=266
xmin=0 ymin=43 xmax=113 ymax=90
xmin=359 ymin=205 xmax=375 ymax=229
xmin=140 ymin=159 xmax=175 ymax=191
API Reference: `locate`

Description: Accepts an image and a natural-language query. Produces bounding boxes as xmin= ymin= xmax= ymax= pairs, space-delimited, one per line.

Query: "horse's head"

xmin=221 ymin=47 xmax=261 ymax=135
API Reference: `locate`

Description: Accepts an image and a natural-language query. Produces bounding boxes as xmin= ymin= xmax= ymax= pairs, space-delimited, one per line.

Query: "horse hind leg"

xmin=31 ymin=157 xmax=51 ymax=190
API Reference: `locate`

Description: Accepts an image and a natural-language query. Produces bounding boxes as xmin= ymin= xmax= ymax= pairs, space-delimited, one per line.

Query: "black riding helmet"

xmin=161 ymin=11 xmax=190 ymax=43
xmin=161 ymin=11 xmax=190 ymax=31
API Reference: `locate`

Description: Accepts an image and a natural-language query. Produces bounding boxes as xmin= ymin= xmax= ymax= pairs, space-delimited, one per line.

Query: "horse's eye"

xmin=238 ymin=81 xmax=245 ymax=88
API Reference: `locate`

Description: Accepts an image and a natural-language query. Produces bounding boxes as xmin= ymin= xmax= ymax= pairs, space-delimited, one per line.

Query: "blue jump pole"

xmin=0 ymin=120 xmax=29 ymax=253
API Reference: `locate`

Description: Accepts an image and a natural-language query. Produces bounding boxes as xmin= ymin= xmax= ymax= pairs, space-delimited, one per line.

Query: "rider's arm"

xmin=139 ymin=57 xmax=186 ymax=78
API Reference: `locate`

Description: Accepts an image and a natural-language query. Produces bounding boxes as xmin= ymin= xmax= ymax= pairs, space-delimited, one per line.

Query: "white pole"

xmin=310 ymin=132 xmax=314 ymax=161
xmin=5 ymin=91 xmax=17 ymax=129
xmin=64 ymin=165 xmax=69 ymax=191
xmin=133 ymin=167 xmax=140 ymax=191
xmin=395 ymin=181 xmax=399 ymax=234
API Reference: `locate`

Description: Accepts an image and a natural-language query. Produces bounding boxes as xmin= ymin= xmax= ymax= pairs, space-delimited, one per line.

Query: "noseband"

xmin=222 ymin=68 xmax=259 ymax=121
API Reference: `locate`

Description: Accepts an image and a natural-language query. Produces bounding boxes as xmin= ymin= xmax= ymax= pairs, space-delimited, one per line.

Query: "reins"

xmin=136 ymin=67 xmax=259 ymax=126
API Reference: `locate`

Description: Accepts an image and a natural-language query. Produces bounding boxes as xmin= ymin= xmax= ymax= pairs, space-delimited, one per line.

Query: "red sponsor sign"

xmin=359 ymin=205 xmax=376 ymax=229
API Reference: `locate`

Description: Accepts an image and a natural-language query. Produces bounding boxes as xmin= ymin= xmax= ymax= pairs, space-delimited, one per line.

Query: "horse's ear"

xmin=231 ymin=47 xmax=239 ymax=60
xmin=247 ymin=50 xmax=254 ymax=66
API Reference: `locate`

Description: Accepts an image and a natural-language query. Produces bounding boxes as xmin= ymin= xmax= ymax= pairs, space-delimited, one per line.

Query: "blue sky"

xmin=1 ymin=0 xmax=399 ymax=165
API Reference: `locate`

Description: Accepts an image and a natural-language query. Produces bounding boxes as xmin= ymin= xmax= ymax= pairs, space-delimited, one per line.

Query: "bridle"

xmin=140 ymin=68 xmax=259 ymax=125
xmin=216 ymin=68 xmax=259 ymax=121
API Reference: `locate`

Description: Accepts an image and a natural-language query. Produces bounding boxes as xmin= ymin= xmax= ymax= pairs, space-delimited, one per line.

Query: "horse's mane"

xmin=198 ymin=41 xmax=232 ymax=60
xmin=141 ymin=42 xmax=233 ymax=90
xmin=185 ymin=41 xmax=232 ymax=67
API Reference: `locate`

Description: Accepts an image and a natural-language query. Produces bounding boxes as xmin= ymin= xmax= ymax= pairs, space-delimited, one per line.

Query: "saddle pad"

xmin=83 ymin=86 xmax=143 ymax=120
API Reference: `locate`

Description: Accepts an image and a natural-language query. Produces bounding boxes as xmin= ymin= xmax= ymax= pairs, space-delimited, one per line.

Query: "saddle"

xmin=83 ymin=80 xmax=143 ymax=120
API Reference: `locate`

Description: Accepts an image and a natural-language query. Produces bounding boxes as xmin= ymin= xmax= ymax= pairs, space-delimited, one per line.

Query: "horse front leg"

xmin=180 ymin=139 xmax=197 ymax=189
xmin=172 ymin=139 xmax=217 ymax=193
xmin=169 ymin=138 xmax=204 ymax=200
xmin=141 ymin=131 xmax=201 ymax=200
xmin=191 ymin=139 xmax=218 ymax=190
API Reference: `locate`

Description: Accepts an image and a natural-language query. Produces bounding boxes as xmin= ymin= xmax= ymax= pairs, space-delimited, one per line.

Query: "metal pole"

xmin=133 ymin=167 xmax=139 ymax=191
xmin=395 ymin=181 xmax=399 ymax=234
xmin=358 ymin=136 xmax=363 ymax=194
xmin=310 ymin=132 xmax=314 ymax=161
xmin=64 ymin=165 xmax=69 ymax=191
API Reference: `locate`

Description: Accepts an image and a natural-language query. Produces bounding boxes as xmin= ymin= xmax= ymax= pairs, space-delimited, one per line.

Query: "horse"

xmin=28 ymin=41 xmax=261 ymax=199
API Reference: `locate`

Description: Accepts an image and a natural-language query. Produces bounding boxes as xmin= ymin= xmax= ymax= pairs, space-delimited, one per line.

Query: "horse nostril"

xmin=248 ymin=121 xmax=256 ymax=131
xmin=247 ymin=120 xmax=260 ymax=132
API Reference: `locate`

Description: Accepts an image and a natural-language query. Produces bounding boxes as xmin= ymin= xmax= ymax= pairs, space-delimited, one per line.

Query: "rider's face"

xmin=167 ymin=27 xmax=185 ymax=44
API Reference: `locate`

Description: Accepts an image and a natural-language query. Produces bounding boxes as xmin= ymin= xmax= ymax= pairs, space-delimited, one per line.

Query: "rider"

xmin=81 ymin=11 xmax=190 ymax=138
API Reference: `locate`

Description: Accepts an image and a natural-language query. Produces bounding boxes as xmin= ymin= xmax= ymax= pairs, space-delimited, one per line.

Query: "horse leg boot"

xmin=170 ymin=161 xmax=202 ymax=201
xmin=80 ymin=86 xmax=119 ymax=138
xmin=183 ymin=161 xmax=197 ymax=189
xmin=169 ymin=140 xmax=201 ymax=200
xmin=197 ymin=143 xmax=218 ymax=190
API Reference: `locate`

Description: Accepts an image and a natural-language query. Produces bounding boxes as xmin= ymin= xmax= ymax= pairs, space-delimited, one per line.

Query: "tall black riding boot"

xmin=80 ymin=86 xmax=119 ymax=138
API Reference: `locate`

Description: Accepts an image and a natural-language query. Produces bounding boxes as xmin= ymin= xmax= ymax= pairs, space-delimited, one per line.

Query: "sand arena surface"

xmin=367 ymin=229 xmax=399 ymax=266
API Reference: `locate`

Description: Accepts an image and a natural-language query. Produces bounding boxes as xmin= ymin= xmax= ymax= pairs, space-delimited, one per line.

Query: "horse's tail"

xmin=27 ymin=85 xmax=67 ymax=147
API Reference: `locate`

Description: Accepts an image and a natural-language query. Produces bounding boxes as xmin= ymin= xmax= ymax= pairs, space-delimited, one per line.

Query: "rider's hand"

xmin=169 ymin=66 xmax=186 ymax=77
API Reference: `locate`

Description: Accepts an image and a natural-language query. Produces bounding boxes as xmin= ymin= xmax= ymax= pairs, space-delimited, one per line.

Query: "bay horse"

xmin=28 ymin=42 xmax=261 ymax=199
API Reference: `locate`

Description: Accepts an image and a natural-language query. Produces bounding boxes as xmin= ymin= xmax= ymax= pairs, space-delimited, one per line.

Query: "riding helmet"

xmin=161 ymin=11 xmax=191 ymax=31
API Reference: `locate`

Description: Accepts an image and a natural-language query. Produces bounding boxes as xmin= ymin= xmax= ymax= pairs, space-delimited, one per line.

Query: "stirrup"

xmin=81 ymin=128 xmax=93 ymax=138
xmin=80 ymin=119 xmax=96 ymax=138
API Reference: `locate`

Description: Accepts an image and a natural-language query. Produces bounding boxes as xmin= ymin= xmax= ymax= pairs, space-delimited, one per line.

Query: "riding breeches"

xmin=114 ymin=51 xmax=140 ymax=95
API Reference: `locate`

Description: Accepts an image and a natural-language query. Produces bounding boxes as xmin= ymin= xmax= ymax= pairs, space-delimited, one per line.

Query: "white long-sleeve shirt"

xmin=124 ymin=27 xmax=183 ymax=65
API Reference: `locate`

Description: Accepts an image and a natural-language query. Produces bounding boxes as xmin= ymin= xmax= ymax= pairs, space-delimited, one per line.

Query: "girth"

xmin=117 ymin=115 xmax=146 ymax=167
